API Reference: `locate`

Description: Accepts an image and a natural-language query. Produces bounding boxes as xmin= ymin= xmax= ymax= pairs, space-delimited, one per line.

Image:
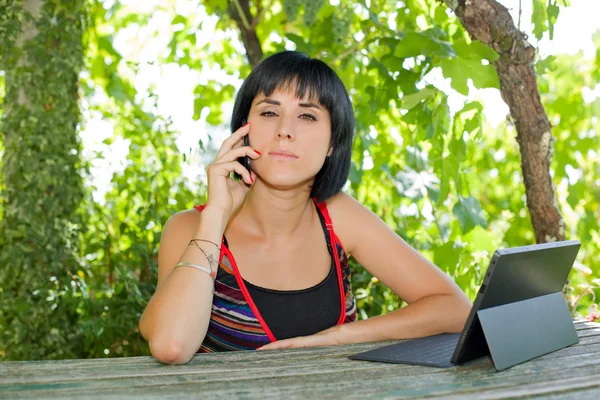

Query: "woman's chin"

xmin=257 ymin=173 xmax=312 ymax=190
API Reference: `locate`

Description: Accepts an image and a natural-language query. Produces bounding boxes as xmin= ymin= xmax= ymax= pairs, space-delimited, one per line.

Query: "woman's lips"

xmin=269 ymin=152 xmax=299 ymax=159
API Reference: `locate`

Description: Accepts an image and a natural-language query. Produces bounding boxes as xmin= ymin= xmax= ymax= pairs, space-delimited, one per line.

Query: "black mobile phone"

xmin=235 ymin=119 xmax=252 ymax=181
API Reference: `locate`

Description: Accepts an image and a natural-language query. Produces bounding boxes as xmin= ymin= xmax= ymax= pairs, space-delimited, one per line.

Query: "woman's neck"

xmin=236 ymin=184 xmax=314 ymax=243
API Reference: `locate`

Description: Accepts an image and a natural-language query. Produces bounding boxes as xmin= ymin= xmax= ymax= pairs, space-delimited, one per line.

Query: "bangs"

xmin=257 ymin=70 xmax=333 ymax=111
xmin=244 ymin=53 xmax=342 ymax=112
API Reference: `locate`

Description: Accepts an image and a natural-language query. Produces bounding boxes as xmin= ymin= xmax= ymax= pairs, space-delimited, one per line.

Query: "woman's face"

xmin=246 ymin=88 xmax=332 ymax=189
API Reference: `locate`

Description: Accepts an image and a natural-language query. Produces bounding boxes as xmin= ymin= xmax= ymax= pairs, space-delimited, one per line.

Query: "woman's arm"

xmin=139 ymin=207 xmax=227 ymax=364
xmin=331 ymin=193 xmax=472 ymax=342
xmin=258 ymin=193 xmax=471 ymax=350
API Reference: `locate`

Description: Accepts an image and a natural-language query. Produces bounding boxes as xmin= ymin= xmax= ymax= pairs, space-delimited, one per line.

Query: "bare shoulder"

xmin=161 ymin=208 xmax=203 ymax=241
xmin=166 ymin=207 xmax=203 ymax=228
xmin=324 ymin=192 xmax=372 ymax=258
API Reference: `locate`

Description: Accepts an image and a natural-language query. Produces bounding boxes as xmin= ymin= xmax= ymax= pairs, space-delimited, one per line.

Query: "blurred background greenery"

xmin=0 ymin=0 xmax=598 ymax=361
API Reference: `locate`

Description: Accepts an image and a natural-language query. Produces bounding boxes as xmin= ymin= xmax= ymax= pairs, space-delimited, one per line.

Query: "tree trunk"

xmin=0 ymin=0 xmax=86 ymax=360
xmin=444 ymin=0 xmax=566 ymax=244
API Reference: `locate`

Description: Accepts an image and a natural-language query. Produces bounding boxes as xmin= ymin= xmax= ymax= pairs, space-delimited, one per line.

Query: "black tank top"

xmin=222 ymin=205 xmax=341 ymax=340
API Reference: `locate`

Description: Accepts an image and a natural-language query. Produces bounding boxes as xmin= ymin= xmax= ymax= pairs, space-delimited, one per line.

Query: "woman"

xmin=139 ymin=51 xmax=471 ymax=365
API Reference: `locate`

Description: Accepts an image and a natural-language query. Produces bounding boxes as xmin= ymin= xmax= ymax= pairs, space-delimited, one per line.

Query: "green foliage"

xmin=194 ymin=82 xmax=236 ymax=123
xmin=0 ymin=1 xmax=23 ymax=69
xmin=302 ymin=0 xmax=325 ymax=27
xmin=1 ymin=0 xmax=598 ymax=361
xmin=283 ymin=0 xmax=301 ymax=21
xmin=0 ymin=0 xmax=87 ymax=360
xmin=536 ymin=45 xmax=600 ymax=311
xmin=71 ymin=0 xmax=201 ymax=358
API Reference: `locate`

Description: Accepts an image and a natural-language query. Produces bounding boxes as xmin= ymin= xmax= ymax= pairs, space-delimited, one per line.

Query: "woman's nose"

xmin=275 ymin=124 xmax=295 ymax=141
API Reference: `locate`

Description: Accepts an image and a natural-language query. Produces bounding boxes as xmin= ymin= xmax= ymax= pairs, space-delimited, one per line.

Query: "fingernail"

xmin=243 ymin=122 xmax=249 ymax=127
xmin=250 ymin=176 xmax=254 ymax=183
xmin=254 ymin=150 xmax=261 ymax=155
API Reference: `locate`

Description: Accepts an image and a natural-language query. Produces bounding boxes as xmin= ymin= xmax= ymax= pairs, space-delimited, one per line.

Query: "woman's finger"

xmin=257 ymin=339 xmax=296 ymax=351
xmin=209 ymin=160 xmax=254 ymax=185
xmin=215 ymin=123 xmax=250 ymax=159
xmin=214 ymin=145 xmax=261 ymax=164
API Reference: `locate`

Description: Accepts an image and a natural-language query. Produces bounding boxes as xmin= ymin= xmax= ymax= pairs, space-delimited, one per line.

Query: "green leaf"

xmin=439 ymin=58 xmax=468 ymax=95
xmin=394 ymin=30 xmax=456 ymax=59
xmin=452 ymin=195 xmax=488 ymax=233
xmin=285 ymin=33 xmax=313 ymax=53
xmin=547 ymin=1 xmax=560 ymax=40
xmin=464 ymin=225 xmax=497 ymax=254
xmin=435 ymin=156 xmax=458 ymax=205
xmin=449 ymin=134 xmax=467 ymax=162
xmin=433 ymin=241 xmax=461 ymax=273
xmin=203 ymin=0 xmax=228 ymax=15
xmin=456 ymin=101 xmax=484 ymax=116
xmin=172 ymin=14 xmax=187 ymax=26
xmin=532 ymin=0 xmax=548 ymax=40
xmin=452 ymin=38 xmax=498 ymax=62
xmin=193 ymin=82 xmax=235 ymax=123
xmin=97 ymin=35 xmax=122 ymax=59
xmin=536 ymin=55 xmax=557 ymax=75
xmin=439 ymin=57 xmax=500 ymax=95
xmin=432 ymin=98 xmax=450 ymax=137
xmin=399 ymin=87 xmax=437 ymax=110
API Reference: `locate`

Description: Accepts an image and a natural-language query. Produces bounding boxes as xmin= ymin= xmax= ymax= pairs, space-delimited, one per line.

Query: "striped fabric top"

xmin=194 ymin=197 xmax=357 ymax=352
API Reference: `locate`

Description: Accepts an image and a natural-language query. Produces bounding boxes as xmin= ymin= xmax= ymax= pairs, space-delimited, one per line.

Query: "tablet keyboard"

xmin=348 ymin=333 xmax=461 ymax=367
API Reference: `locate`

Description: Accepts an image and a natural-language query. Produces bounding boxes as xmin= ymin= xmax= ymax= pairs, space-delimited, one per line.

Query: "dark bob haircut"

xmin=230 ymin=51 xmax=355 ymax=203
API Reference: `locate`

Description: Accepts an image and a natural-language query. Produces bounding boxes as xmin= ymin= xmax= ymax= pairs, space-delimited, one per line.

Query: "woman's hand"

xmin=256 ymin=325 xmax=343 ymax=351
xmin=205 ymin=122 xmax=261 ymax=221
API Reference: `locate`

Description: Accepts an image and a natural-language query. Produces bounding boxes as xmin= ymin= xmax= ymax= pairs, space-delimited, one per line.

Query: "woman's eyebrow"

xmin=255 ymin=98 xmax=323 ymax=111
xmin=298 ymin=102 xmax=323 ymax=111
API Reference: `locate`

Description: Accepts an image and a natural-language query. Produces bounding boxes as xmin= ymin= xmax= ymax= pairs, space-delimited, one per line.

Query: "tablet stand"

xmin=477 ymin=292 xmax=579 ymax=371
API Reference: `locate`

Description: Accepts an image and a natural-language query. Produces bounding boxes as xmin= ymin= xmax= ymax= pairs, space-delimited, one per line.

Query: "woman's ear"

xmin=327 ymin=147 xmax=333 ymax=157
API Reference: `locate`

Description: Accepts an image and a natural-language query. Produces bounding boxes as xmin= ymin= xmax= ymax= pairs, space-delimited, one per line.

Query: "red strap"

xmin=313 ymin=197 xmax=334 ymax=232
xmin=313 ymin=197 xmax=346 ymax=325
xmin=227 ymin=246 xmax=278 ymax=343
xmin=194 ymin=203 xmax=276 ymax=342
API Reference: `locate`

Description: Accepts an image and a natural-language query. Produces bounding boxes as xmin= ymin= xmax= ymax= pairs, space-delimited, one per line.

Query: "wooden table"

xmin=1 ymin=320 xmax=599 ymax=399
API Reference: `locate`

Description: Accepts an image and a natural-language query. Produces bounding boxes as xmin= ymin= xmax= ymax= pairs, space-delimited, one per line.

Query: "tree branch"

xmin=518 ymin=0 xmax=522 ymax=31
xmin=230 ymin=0 xmax=251 ymax=31
xmin=251 ymin=0 xmax=273 ymax=30
xmin=228 ymin=0 xmax=263 ymax=68
xmin=332 ymin=44 xmax=360 ymax=64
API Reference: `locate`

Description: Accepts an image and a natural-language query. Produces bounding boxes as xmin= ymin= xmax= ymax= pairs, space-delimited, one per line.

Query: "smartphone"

xmin=235 ymin=119 xmax=252 ymax=181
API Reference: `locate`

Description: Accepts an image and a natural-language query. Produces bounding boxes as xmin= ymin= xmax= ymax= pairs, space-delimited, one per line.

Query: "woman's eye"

xmin=260 ymin=111 xmax=316 ymax=121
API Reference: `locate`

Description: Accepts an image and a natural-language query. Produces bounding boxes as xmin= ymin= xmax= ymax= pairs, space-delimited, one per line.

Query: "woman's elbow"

xmin=149 ymin=338 xmax=194 ymax=365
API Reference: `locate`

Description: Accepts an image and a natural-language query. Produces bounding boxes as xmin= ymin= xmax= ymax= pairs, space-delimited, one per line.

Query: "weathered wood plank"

xmin=2 ymin=322 xmax=597 ymax=380
xmin=5 ymin=359 xmax=599 ymax=400
xmin=2 ymin=331 xmax=599 ymax=386
xmin=0 ymin=320 xmax=597 ymax=399
xmin=2 ymin=343 xmax=600 ymax=399
xmin=2 ymin=334 xmax=599 ymax=387
xmin=532 ymin=388 xmax=600 ymax=400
